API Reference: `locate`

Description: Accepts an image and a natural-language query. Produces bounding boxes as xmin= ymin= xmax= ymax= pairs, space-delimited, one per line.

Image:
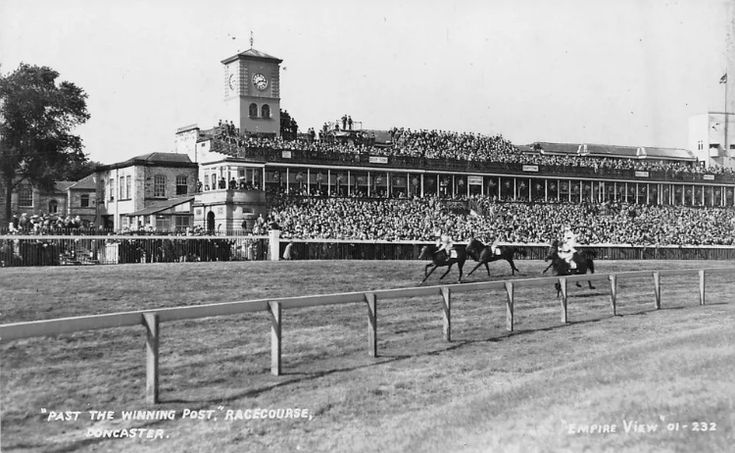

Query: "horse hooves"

xmin=590 ymin=286 xmax=596 ymax=289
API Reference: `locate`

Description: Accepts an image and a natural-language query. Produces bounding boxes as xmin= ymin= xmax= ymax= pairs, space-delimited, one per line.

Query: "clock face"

xmin=252 ymin=73 xmax=268 ymax=91
xmin=228 ymin=74 xmax=236 ymax=91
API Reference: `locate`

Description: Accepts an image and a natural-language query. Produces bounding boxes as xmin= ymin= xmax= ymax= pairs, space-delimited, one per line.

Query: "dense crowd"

xmin=209 ymin=125 xmax=734 ymax=177
xmin=269 ymin=195 xmax=735 ymax=246
xmin=6 ymin=213 xmax=90 ymax=235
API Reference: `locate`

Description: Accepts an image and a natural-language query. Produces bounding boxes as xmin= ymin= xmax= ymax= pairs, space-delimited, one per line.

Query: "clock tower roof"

xmin=221 ymin=48 xmax=282 ymax=65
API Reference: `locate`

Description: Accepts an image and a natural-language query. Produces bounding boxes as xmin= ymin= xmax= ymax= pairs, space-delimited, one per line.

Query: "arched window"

xmin=261 ymin=104 xmax=270 ymax=119
xmin=48 ymin=199 xmax=58 ymax=214
xmin=154 ymin=175 xmax=166 ymax=197
xmin=249 ymin=103 xmax=258 ymax=118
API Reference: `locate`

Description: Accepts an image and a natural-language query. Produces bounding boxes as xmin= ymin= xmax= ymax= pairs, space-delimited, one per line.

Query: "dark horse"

xmin=544 ymin=240 xmax=596 ymax=296
xmin=465 ymin=238 xmax=527 ymax=277
xmin=418 ymin=244 xmax=467 ymax=284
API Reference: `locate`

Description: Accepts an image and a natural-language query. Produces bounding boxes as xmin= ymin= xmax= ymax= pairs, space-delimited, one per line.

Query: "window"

xmin=176 ymin=175 xmax=188 ymax=195
xmin=81 ymin=194 xmax=90 ymax=208
xmin=174 ymin=215 xmax=191 ymax=231
xmin=18 ymin=183 xmax=32 ymax=207
xmin=119 ymin=176 xmax=125 ymax=199
xmin=48 ymin=199 xmax=58 ymax=214
xmin=155 ymin=215 xmax=169 ymax=231
xmin=261 ymin=104 xmax=270 ymax=119
xmin=249 ymin=103 xmax=258 ymax=118
xmin=154 ymin=175 xmax=166 ymax=197
xmin=210 ymin=174 xmax=216 ymax=189
xmin=109 ymin=179 xmax=114 ymax=200
xmin=126 ymin=175 xmax=131 ymax=199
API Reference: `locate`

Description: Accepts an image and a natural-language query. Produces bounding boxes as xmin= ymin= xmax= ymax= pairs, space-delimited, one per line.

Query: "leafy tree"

xmin=0 ymin=63 xmax=90 ymax=221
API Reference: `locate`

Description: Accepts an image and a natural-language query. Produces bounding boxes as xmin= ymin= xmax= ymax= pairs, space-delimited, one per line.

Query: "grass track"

xmin=1 ymin=260 xmax=734 ymax=452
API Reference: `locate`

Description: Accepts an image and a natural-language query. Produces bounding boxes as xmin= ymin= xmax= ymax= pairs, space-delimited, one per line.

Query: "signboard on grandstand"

xmin=468 ymin=176 xmax=483 ymax=185
xmin=281 ymin=151 xmax=292 ymax=159
xmin=369 ymin=156 xmax=389 ymax=164
xmin=703 ymin=174 xmax=715 ymax=181
xmin=522 ymin=165 xmax=539 ymax=172
xmin=634 ymin=171 xmax=649 ymax=178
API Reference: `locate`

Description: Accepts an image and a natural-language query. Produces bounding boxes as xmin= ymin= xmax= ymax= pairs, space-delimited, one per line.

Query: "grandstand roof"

xmin=98 ymin=153 xmax=196 ymax=171
xmin=127 ymin=196 xmax=194 ymax=216
xmin=530 ymin=142 xmax=696 ymax=162
xmin=221 ymin=48 xmax=282 ymax=64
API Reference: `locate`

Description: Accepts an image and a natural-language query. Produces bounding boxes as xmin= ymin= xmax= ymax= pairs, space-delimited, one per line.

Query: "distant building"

xmin=689 ymin=112 xmax=735 ymax=168
xmin=95 ymin=153 xmax=198 ymax=231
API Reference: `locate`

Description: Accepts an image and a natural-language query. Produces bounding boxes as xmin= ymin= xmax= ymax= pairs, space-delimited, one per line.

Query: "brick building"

xmin=95 ymin=153 xmax=198 ymax=231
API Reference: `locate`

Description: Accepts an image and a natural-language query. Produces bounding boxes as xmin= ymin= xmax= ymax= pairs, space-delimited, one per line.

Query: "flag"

xmin=720 ymin=73 xmax=728 ymax=84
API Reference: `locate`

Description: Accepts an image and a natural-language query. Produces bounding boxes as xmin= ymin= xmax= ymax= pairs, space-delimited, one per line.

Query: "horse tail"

xmin=516 ymin=247 xmax=527 ymax=257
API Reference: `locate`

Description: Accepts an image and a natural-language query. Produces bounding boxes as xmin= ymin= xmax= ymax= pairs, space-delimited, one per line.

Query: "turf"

xmin=1 ymin=259 xmax=734 ymax=452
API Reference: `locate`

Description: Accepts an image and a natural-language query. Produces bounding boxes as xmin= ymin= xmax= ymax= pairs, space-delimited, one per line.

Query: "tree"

xmin=0 ymin=63 xmax=90 ymax=222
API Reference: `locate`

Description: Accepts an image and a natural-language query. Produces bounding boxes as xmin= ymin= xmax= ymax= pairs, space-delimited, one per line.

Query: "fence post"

xmin=653 ymin=272 xmax=661 ymax=309
xmin=505 ymin=281 xmax=514 ymax=332
xmin=142 ymin=313 xmax=159 ymax=405
xmin=268 ymin=229 xmax=281 ymax=261
xmin=268 ymin=301 xmax=282 ymax=375
xmin=609 ymin=274 xmax=617 ymax=315
xmin=699 ymin=270 xmax=705 ymax=305
xmin=440 ymin=286 xmax=451 ymax=342
xmin=365 ymin=292 xmax=378 ymax=357
xmin=559 ymin=277 xmax=568 ymax=324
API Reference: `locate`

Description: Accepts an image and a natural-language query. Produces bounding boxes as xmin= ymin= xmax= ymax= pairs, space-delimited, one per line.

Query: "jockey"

xmin=435 ymin=232 xmax=456 ymax=259
xmin=558 ymin=227 xmax=578 ymax=269
xmin=489 ymin=235 xmax=502 ymax=256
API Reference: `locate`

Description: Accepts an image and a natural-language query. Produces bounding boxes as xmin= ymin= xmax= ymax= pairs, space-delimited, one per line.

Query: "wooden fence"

xmin=1 ymin=266 xmax=732 ymax=405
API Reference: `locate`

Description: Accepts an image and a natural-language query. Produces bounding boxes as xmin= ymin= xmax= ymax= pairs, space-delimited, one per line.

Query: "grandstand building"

xmin=163 ymin=45 xmax=735 ymax=236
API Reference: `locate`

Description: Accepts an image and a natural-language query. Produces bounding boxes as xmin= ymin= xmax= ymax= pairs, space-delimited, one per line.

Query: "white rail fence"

xmin=1 ymin=267 xmax=732 ymax=404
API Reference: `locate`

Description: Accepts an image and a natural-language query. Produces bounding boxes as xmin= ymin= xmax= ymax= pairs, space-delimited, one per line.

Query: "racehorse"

xmin=465 ymin=238 xmax=527 ymax=277
xmin=418 ymin=244 xmax=467 ymax=284
xmin=544 ymin=240 xmax=596 ymax=296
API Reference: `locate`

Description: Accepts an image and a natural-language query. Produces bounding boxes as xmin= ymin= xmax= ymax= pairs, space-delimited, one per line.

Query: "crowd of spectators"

xmin=207 ymin=124 xmax=734 ymax=178
xmin=269 ymin=195 xmax=735 ymax=246
xmin=5 ymin=213 xmax=90 ymax=235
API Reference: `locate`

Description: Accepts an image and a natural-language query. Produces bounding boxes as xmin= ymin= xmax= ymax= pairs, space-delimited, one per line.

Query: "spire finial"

xmin=250 ymin=31 xmax=254 ymax=49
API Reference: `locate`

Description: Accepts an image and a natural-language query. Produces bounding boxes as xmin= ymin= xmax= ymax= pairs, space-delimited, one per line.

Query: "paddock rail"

xmin=1 ymin=266 xmax=732 ymax=404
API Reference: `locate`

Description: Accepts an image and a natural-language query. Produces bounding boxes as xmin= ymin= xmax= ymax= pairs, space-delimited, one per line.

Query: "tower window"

xmin=261 ymin=104 xmax=271 ymax=119
xmin=249 ymin=103 xmax=258 ymax=118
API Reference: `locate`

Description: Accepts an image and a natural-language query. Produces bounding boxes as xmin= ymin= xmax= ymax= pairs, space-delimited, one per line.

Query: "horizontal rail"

xmin=3 ymin=266 xmax=734 ymax=343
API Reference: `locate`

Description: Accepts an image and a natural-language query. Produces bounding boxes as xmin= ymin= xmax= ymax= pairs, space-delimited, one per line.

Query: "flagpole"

xmin=725 ymin=74 xmax=728 ymax=157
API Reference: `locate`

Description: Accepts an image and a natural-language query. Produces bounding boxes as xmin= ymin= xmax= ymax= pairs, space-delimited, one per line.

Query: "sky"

xmin=0 ymin=0 xmax=732 ymax=165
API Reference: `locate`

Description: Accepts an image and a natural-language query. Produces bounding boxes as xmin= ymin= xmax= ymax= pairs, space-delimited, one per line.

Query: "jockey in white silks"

xmin=436 ymin=232 xmax=457 ymax=259
xmin=489 ymin=235 xmax=502 ymax=256
xmin=558 ymin=227 xmax=578 ymax=269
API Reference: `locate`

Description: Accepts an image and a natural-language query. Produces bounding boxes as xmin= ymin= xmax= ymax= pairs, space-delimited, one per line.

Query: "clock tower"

xmin=222 ymin=47 xmax=282 ymax=136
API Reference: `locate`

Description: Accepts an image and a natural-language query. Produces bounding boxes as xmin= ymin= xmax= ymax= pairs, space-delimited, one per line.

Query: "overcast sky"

xmin=1 ymin=0 xmax=732 ymax=164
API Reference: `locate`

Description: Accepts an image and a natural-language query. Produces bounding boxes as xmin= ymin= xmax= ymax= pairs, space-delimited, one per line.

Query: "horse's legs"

xmin=485 ymin=262 xmax=491 ymax=276
xmin=467 ymin=261 xmax=484 ymax=277
xmin=507 ymin=259 xmax=518 ymax=275
xmin=587 ymin=266 xmax=595 ymax=289
xmin=555 ymin=281 xmax=561 ymax=298
xmin=424 ymin=263 xmax=433 ymax=277
xmin=439 ymin=263 xmax=453 ymax=280
xmin=457 ymin=262 xmax=464 ymax=283
xmin=421 ymin=265 xmax=438 ymax=284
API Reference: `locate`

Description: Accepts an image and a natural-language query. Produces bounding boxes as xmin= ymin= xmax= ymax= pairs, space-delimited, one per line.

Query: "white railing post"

xmin=269 ymin=301 xmax=282 ymax=375
xmin=505 ymin=281 xmax=514 ymax=332
xmin=559 ymin=277 xmax=568 ymax=324
xmin=143 ymin=313 xmax=159 ymax=405
xmin=653 ymin=272 xmax=661 ymax=309
xmin=609 ymin=274 xmax=617 ymax=315
xmin=365 ymin=292 xmax=378 ymax=356
xmin=441 ymin=286 xmax=451 ymax=342
xmin=699 ymin=270 xmax=705 ymax=305
xmin=268 ymin=229 xmax=281 ymax=261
